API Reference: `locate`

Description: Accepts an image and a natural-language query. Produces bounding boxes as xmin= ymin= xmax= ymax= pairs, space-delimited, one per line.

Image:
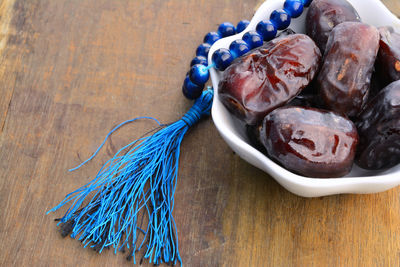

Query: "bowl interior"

xmin=209 ymin=0 xmax=400 ymax=196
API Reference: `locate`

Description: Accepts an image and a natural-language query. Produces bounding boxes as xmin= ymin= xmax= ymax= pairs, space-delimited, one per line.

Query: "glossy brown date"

xmin=218 ymin=34 xmax=321 ymax=125
xmin=318 ymin=22 xmax=380 ymax=118
xmin=355 ymin=80 xmax=400 ymax=170
xmin=376 ymin=26 xmax=400 ymax=85
xmin=260 ymin=106 xmax=358 ymax=178
xmin=306 ymin=0 xmax=360 ymax=54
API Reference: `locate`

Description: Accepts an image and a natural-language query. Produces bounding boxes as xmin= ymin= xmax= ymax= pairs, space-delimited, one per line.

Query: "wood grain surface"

xmin=0 ymin=0 xmax=399 ymax=266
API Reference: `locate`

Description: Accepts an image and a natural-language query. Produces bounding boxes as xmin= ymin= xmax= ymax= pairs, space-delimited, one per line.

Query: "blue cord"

xmin=205 ymin=62 xmax=216 ymax=71
xmin=48 ymin=88 xmax=214 ymax=265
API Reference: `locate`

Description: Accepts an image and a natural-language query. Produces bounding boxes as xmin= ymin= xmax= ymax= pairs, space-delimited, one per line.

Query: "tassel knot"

xmin=181 ymin=87 xmax=213 ymax=127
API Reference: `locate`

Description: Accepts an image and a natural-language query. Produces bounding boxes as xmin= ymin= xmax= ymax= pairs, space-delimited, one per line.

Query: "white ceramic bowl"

xmin=209 ymin=0 xmax=400 ymax=197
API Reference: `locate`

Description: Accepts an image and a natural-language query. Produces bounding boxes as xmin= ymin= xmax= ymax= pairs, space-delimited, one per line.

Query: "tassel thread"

xmin=47 ymin=88 xmax=214 ymax=265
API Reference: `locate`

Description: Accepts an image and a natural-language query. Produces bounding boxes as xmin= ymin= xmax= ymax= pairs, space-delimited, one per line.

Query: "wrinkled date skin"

xmin=318 ymin=22 xmax=380 ymax=118
xmin=355 ymin=80 xmax=400 ymax=170
xmin=376 ymin=26 xmax=400 ymax=85
xmin=260 ymin=106 xmax=358 ymax=178
xmin=306 ymin=0 xmax=360 ymax=53
xmin=219 ymin=34 xmax=321 ymax=125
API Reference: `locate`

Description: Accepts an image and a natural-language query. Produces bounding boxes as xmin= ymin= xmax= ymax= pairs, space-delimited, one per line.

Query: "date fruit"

xmin=306 ymin=0 xmax=360 ymax=53
xmin=318 ymin=22 xmax=380 ymax=118
xmin=376 ymin=26 xmax=400 ymax=85
xmin=219 ymin=34 xmax=321 ymax=125
xmin=355 ymin=80 xmax=400 ymax=170
xmin=260 ymin=106 xmax=358 ymax=178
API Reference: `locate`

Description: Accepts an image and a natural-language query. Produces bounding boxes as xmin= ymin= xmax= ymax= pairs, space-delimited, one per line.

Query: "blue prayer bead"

xmin=196 ymin=43 xmax=211 ymax=57
xmin=204 ymin=31 xmax=221 ymax=45
xmin=218 ymin=22 xmax=236 ymax=37
xmin=242 ymin=31 xmax=263 ymax=49
xmin=190 ymin=56 xmax=208 ymax=67
xmin=270 ymin=9 xmax=291 ymax=30
xmin=229 ymin=39 xmax=250 ymax=58
xmin=302 ymin=0 xmax=312 ymax=7
xmin=256 ymin=20 xmax=277 ymax=41
xmin=189 ymin=64 xmax=210 ymax=85
xmin=212 ymin=48 xmax=234 ymax=71
xmin=284 ymin=0 xmax=304 ymax=18
xmin=236 ymin=20 xmax=250 ymax=33
xmin=182 ymin=75 xmax=203 ymax=99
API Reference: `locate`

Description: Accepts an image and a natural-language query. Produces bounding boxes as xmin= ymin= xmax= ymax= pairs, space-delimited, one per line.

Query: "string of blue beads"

xmin=182 ymin=0 xmax=313 ymax=100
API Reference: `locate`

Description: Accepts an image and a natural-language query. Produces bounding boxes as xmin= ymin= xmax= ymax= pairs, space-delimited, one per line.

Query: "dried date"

xmin=355 ymin=80 xmax=400 ymax=170
xmin=218 ymin=34 xmax=321 ymax=125
xmin=260 ymin=106 xmax=358 ymax=178
xmin=318 ymin=22 xmax=379 ymax=118
xmin=306 ymin=0 xmax=360 ymax=53
xmin=375 ymin=26 xmax=400 ymax=85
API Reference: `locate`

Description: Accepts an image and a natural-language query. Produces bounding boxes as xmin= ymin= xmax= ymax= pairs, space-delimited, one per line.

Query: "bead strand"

xmin=183 ymin=20 xmax=246 ymax=99
xmin=183 ymin=0 xmax=313 ymax=100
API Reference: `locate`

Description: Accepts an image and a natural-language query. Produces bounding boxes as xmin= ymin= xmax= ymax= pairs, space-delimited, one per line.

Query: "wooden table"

xmin=1 ymin=0 xmax=399 ymax=266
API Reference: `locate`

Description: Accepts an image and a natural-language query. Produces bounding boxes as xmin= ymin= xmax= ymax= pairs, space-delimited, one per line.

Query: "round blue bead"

xmin=229 ymin=39 xmax=250 ymax=58
xmin=284 ymin=0 xmax=304 ymax=18
xmin=204 ymin=31 xmax=221 ymax=45
xmin=270 ymin=9 xmax=291 ymax=30
xmin=236 ymin=20 xmax=250 ymax=33
xmin=302 ymin=0 xmax=312 ymax=7
xmin=189 ymin=64 xmax=210 ymax=85
xmin=212 ymin=48 xmax=234 ymax=71
xmin=196 ymin=43 xmax=211 ymax=57
xmin=256 ymin=20 xmax=277 ymax=41
xmin=242 ymin=31 xmax=263 ymax=49
xmin=190 ymin=56 xmax=208 ymax=67
xmin=218 ymin=22 xmax=236 ymax=37
xmin=182 ymin=75 xmax=203 ymax=100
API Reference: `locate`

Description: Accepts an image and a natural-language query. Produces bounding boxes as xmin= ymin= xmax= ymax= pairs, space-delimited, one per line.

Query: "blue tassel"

xmin=47 ymin=88 xmax=214 ymax=265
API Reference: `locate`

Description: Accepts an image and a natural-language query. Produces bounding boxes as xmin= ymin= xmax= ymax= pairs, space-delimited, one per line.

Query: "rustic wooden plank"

xmin=0 ymin=0 xmax=399 ymax=266
xmin=0 ymin=0 xmax=17 ymax=133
